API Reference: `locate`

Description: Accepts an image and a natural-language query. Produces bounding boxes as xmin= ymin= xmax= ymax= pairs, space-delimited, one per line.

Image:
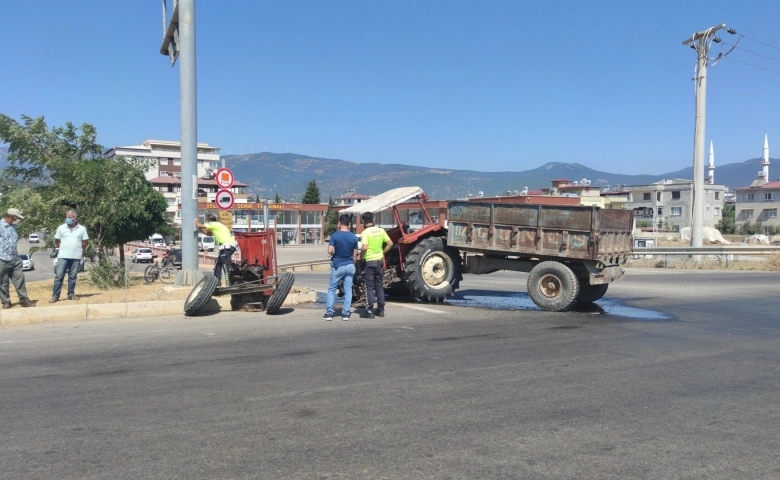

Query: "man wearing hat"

xmin=0 ymin=208 xmax=34 ymax=309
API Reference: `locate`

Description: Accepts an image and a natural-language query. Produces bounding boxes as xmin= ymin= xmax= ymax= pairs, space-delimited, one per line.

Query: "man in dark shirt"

xmin=323 ymin=214 xmax=359 ymax=321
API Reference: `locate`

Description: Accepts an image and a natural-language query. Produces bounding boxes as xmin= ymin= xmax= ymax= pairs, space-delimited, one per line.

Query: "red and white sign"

xmin=215 ymin=167 xmax=235 ymax=189
xmin=215 ymin=189 xmax=235 ymax=210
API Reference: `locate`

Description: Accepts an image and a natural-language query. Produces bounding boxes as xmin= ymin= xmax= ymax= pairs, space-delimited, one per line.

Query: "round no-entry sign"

xmin=215 ymin=167 xmax=235 ymax=189
xmin=216 ymin=189 xmax=235 ymax=210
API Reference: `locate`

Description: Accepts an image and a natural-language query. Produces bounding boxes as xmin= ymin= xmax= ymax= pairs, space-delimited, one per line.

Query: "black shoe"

xmin=19 ymin=298 xmax=34 ymax=308
xmin=342 ymin=313 xmax=350 ymax=321
xmin=360 ymin=309 xmax=375 ymax=319
xmin=375 ymin=309 xmax=385 ymax=318
xmin=322 ymin=312 xmax=334 ymax=321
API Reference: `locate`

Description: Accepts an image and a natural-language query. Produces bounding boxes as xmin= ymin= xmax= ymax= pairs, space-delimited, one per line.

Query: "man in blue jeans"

xmin=323 ymin=214 xmax=359 ymax=321
xmin=49 ymin=210 xmax=89 ymax=303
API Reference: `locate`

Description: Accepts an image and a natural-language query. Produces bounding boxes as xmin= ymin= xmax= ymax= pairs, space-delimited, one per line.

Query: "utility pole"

xmin=161 ymin=0 xmax=202 ymax=285
xmin=682 ymin=24 xmax=725 ymax=254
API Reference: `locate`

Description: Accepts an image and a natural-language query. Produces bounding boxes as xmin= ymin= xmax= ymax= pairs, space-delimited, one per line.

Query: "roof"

xmin=335 ymin=193 xmax=371 ymax=200
xmin=149 ymin=176 xmax=247 ymax=187
xmin=736 ymin=180 xmax=780 ymax=190
xmin=341 ymin=186 xmax=424 ymax=214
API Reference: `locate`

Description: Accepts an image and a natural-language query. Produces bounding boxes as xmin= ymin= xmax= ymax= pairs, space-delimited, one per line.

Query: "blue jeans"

xmin=326 ymin=263 xmax=355 ymax=316
xmin=53 ymin=258 xmax=82 ymax=299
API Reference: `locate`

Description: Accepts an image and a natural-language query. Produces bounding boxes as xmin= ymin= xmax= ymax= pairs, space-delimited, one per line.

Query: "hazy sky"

xmin=1 ymin=1 xmax=779 ymax=174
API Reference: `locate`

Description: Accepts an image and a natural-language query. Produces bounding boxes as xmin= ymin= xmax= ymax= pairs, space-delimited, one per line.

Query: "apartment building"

xmin=104 ymin=139 xmax=221 ymax=180
xmin=622 ymin=179 xmax=726 ymax=232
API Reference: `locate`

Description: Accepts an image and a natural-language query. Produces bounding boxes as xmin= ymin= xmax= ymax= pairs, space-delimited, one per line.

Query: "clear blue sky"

xmin=2 ymin=0 xmax=779 ymax=174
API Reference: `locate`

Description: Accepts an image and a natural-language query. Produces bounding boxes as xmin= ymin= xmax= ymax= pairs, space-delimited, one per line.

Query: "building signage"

xmin=215 ymin=189 xmax=235 ymax=210
xmin=214 ymin=167 xmax=235 ymax=189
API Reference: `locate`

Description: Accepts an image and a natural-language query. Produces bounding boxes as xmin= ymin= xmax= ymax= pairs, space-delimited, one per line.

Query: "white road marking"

xmin=395 ymin=304 xmax=449 ymax=315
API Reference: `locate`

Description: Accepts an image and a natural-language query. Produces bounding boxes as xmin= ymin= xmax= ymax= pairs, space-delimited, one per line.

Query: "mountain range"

xmin=224 ymin=153 xmax=776 ymax=202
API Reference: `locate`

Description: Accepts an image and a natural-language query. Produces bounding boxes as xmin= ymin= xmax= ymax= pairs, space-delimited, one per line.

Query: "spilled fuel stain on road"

xmin=446 ymin=290 xmax=674 ymax=321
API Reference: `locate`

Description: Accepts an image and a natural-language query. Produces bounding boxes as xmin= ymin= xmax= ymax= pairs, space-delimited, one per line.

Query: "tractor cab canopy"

xmin=341 ymin=186 xmax=425 ymax=215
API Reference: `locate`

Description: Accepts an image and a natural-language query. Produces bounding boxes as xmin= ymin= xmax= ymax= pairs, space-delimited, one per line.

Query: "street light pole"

xmin=160 ymin=0 xmax=201 ymax=285
xmin=682 ymin=24 xmax=725 ymax=255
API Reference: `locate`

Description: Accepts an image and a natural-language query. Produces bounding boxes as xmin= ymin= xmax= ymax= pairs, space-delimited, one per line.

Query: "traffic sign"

xmin=216 ymin=189 xmax=235 ymax=210
xmin=215 ymin=167 xmax=235 ymax=189
xmin=218 ymin=210 xmax=233 ymax=231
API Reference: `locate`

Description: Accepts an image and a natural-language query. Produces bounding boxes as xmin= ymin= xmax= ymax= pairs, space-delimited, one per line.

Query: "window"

xmin=715 ymin=192 xmax=720 ymax=200
xmin=671 ymin=191 xmax=681 ymax=200
xmin=657 ymin=207 xmax=663 ymax=216
xmin=767 ymin=209 xmax=778 ymax=218
xmin=714 ymin=207 xmax=720 ymax=216
xmin=166 ymin=198 xmax=176 ymax=206
xmin=671 ymin=207 xmax=682 ymax=216
xmin=744 ymin=193 xmax=754 ymax=201
xmin=744 ymin=209 xmax=754 ymax=219
xmin=765 ymin=192 xmax=775 ymax=201
xmin=159 ymin=158 xmax=168 ymax=165
xmin=300 ymin=210 xmax=321 ymax=225
xmin=657 ymin=192 xmax=661 ymax=201
xmin=173 ymin=172 xmax=181 ymax=178
xmin=173 ymin=159 xmax=182 ymax=166
xmin=643 ymin=192 xmax=651 ymax=201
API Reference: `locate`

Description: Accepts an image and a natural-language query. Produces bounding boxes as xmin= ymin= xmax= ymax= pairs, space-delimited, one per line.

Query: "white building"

xmin=104 ymin=139 xmax=221 ymax=180
xmin=105 ymin=139 xmax=249 ymax=228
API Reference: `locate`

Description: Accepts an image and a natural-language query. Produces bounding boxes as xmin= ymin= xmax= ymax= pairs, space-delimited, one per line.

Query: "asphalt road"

xmin=1 ymin=269 xmax=779 ymax=479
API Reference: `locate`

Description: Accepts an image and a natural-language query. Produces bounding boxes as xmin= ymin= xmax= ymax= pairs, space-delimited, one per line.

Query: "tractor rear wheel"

xmin=266 ymin=272 xmax=295 ymax=314
xmin=404 ymin=237 xmax=461 ymax=302
xmin=184 ymin=274 xmax=218 ymax=316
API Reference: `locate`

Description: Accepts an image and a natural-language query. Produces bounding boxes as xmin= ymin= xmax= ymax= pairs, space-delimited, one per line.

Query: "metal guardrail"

xmin=634 ymin=246 xmax=780 ymax=256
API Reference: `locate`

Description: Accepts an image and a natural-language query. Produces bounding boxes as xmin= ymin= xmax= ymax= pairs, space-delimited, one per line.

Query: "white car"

xmin=20 ymin=254 xmax=34 ymax=271
xmin=28 ymin=234 xmax=40 ymax=243
xmin=131 ymin=248 xmax=154 ymax=263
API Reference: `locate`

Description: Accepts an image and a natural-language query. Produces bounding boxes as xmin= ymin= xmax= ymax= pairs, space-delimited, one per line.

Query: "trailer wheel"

xmin=266 ymin=272 xmax=295 ymax=315
xmin=526 ymin=261 xmax=580 ymax=311
xmin=405 ymin=237 xmax=460 ymax=302
xmin=184 ymin=274 xmax=218 ymax=316
xmin=577 ymin=282 xmax=609 ymax=303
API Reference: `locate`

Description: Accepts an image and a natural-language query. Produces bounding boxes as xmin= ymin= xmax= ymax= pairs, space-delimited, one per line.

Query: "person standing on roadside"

xmin=194 ymin=214 xmax=236 ymax=286
xmin=359 ymin=211 xmax=393 ymax=319
xmin=323 ymin=214 xmax=359 ymax=321
xmin=0 ymin=208 xmax=34 ymax=309
xmin=50 ymin=210 xmax=89 ymax=303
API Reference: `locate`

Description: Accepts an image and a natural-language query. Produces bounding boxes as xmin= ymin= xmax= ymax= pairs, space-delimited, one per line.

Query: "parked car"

xmin=28 ymin=234 xmax=40 ymax=243
xmin=131 ymin=248 xmax=155 ymax=263
xmin=19 ymin=254 xmax=34 ymax=271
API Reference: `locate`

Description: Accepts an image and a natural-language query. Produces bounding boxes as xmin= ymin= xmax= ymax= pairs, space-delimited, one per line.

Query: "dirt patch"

xmin=7 ymin=276 xmax=308 ymax=307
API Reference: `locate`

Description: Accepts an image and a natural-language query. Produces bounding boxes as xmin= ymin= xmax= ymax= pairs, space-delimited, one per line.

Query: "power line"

xmin=737 ymin=32 xmax=780 ymax=51
xmin=723 ymin=56 xmax=780 ymax=75
xmin=722 ymin=41 xmax=780 ymax=63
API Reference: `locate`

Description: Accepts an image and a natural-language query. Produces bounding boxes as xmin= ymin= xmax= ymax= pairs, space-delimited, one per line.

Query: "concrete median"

xmin=0 ymin=289 xmax=317 ymax=327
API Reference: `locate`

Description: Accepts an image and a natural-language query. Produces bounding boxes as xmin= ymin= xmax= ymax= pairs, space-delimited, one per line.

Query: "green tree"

xmin=715 ymin=203 xmax=735 ymax=234
xmin=301 ymin=179 xmax=320 ymax=204
xmin=274 ymin=192 xmax=281 ymax=203
xmin=0 ymin=114 xmax=171 ymax=266
xmin=324 ymin=196 xmax=338 ymax=236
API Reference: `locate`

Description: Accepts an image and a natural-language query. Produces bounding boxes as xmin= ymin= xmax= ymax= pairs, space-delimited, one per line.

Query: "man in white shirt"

xmin=50 ymin=210 xmax=89 ymax=303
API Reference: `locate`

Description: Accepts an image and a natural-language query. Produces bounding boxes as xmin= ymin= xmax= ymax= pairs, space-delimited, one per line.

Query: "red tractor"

xmin=340 ymin=186 xmax=462 ymax=304
xmin=183 ymin=230 xmax=295 ymax=315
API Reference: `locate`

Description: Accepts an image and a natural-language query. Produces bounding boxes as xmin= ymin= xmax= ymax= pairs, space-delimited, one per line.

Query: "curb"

xmin=0 ymin=290 xmax=317 ymax=328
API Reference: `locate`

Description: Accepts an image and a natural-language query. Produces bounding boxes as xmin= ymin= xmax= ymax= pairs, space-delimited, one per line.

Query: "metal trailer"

xmin=340 ymin=186 xmax=634 ymax=312
xmin=183 ymin=230 xmax=295 ymax=316
xmin=446 ymin=201 xmax=634 ymax=311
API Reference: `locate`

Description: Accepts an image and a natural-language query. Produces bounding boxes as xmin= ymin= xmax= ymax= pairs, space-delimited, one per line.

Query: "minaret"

xmin=762 ymin=133 xmax=770 ymax=180
xmin=707 ymin=140 xmax=715 ymax=184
